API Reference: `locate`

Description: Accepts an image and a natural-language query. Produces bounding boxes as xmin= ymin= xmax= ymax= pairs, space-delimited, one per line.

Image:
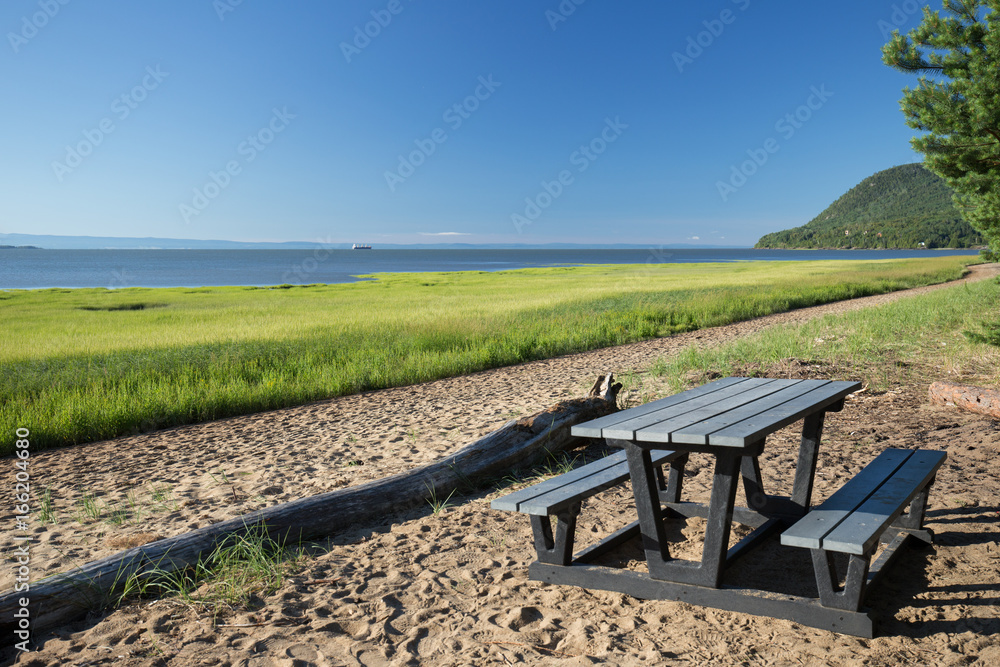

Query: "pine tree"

xmin=882 ymin=0 xmax=1000 ymax=258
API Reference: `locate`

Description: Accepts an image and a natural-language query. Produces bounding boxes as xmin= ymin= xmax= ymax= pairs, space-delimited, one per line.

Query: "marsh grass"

xmin=44 ymin=275 xmax=997 ymax=623
xmin=148 ymin=484 xmax=178 ymax=512
xmin=962 ymin=317 xmax=1000 ymax=346
xmin=208 ymin=469 xmax=232 ymax=486
xmin=0 ymin=257 xmax=972 ymax=454
xmin=43 ymin=482 xmax=187 ymax=532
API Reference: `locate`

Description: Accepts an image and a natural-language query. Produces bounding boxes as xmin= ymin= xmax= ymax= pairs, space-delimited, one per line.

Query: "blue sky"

xmin=1 ymin=0 xmax=931 ymax=246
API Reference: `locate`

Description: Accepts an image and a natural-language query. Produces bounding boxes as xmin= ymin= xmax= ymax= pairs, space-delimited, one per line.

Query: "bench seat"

xmin=781 ymin=447 xmax=946 ymax=612
xmin=491 ymin=448 xmax=686 ymax=566
xmin=491 ymin=449 xmax=682 ymax=516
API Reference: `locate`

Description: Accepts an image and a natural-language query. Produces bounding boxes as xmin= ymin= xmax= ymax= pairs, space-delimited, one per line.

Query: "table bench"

xmin=489 ymin=377 xmax=948 ymax=637
xmin=491 ymin=448 xmax=688 ymax=566
xmin=781 ymin=447 xmax=946 ymax=613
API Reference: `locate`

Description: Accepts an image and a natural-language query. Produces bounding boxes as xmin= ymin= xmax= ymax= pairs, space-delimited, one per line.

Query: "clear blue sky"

xmin=0 ymin=0 xmax=931 ymax=246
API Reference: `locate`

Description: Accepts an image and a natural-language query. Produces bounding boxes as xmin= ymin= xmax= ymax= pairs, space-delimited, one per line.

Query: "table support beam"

xmin=530 ymin=509 xmax=578 ymax=566
xmin=663 ymin=452 xmax=689 ymax=504
xmin=810 ymin=548 xmax=870 ymax=611
xmin=791 ymin=411 xmax=826 ymax=513
xmin=740 ymin=449 xmax=769 ymax=512
xmin=626 ymin=442 xmax=741 ymax=588
xmin=625 ymin=442 xmax=671 ymax=563
xmin=529 ymin=561 xmax=875 ymax=638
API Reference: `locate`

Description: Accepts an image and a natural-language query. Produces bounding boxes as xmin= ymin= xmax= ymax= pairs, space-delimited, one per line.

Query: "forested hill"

xmin=755 ymin=163 xmax=983 ymax=249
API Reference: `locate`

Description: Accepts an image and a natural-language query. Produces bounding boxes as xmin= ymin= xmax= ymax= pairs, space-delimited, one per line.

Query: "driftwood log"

xmin=929 ymin=381 xmax=1000 ymax=420
xmin=0 ymin=374 xmax=621 ymax=642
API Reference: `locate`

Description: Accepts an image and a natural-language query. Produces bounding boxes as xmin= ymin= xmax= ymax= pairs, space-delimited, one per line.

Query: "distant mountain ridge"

xmin=0 ymin=233 xmax=744 ymax=250
xmin=755 ymin=163 xmax=983 ymax=249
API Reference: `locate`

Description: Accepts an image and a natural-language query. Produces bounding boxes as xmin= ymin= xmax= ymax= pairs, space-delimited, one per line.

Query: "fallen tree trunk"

xmin=929 ymin=381 xmax=1000 ymax=420
xmin=0 ymin=374 xmax=621 ymax=642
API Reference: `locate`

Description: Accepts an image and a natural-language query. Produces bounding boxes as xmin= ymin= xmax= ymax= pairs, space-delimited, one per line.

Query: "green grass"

xmin=0 ymin=257 xmax=974 ymax=454
xmin=77 ymin=493 xmax=102 ymax=523
xmin=425 ymin=482 xmax=457 ymax=515
xmin=66 ymin=520 xmax=306 ymax=618
xmin=651 ymin=276 xmax=1000 ymax=393
xmin=38 ymin=486 xmax=56 ymax=524
xmin=138 ymin=522 xmax=304 ymax=613
xmin=963 ymin=317 xmax=1000 ymax=346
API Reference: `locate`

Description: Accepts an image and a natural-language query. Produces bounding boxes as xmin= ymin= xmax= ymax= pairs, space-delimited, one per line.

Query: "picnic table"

xmin=492 ymin=377 xmax=946 ymax=637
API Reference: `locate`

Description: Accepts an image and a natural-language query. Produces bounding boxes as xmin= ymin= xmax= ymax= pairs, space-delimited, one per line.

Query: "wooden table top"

xmin=572 ymin=377 xmax=862 ymax=449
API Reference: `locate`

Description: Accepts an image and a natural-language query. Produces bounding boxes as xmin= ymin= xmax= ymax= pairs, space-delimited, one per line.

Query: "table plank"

xmin=626 ymin=379 xmax=800 ymax=444
xmin=600 ymin=378 xmax=785 ymax=442
xmin=570 ymin=376 xmax=749 ymax=439
xmin=821 ymin=449 xmax=946 ymax=555
xmin=669 ymin=380 xmax=831 ymax=445
xmin=689 ymin=381 xmax=862 ymax=448
xmin=780 ymin=449 xmax=913 ymax=550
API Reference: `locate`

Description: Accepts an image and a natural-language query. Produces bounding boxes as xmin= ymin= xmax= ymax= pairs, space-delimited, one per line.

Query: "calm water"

xmin=0 ymin=248 xmax=981 ymax=290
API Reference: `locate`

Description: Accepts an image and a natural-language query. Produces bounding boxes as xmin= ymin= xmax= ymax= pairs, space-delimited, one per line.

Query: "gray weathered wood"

xmin=790 ymin=411 xmax=826 ymax=513
xmin=629 ymin=379 xmax=797 ymax=443
xmin=0 ymin=375 xmax=622 ymax=640
xmin=496 ymin=450 xmax=681 ymax=516
xmin=490 ymin=450 xmax=630 ymax=512
xmin=570 ymin=376 xmax=748 ymax=438
xmin=670 ymin=380 xmax=829 ymax=445
xmin=601 ymin=378 xmax=778 ymax=442
xmin=529 ymin=561 xmax=875 ymax=638
xmin=626 ymin=442 xmax=672 ymax=565
xmin=703 ymin=381 xmax=861 ymax=447
xmin=780 ymin=448 xmax=912 ymax=550
xmin=822 ymin=450 xmax=946 ymax=555
xmin=604 ymin=379 xmax=796 ymax=443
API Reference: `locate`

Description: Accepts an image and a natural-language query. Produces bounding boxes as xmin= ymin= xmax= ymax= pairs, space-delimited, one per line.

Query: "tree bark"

xmin=0 ymin=375 xmax=620 ymax=641
xmin=929 ymin=381 xmax=1000 ymax=419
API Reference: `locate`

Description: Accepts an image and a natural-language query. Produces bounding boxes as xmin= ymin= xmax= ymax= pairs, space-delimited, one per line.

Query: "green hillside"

xmin=755 ymin=163 xmax=983 ymax=249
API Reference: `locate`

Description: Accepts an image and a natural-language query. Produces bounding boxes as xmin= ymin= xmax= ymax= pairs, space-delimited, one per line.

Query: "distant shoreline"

xmin=0 ymin=247 xmax=981 ymax=291
xmin=755 ymin=245 xmax=987 ymax=251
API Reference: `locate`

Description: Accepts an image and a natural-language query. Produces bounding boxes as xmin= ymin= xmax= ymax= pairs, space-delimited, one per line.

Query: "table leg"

xmin=740 ymin=449 xmax=769 ymax=512
xmin=662 ymin=452 xmax=689 ymax=504
xmin=626 ymin=442 xmax=741 ymax=588
xmin=810 ymin=548 xmax=870 ymax=612
xmin=699 ymin=452 xmax=742 ymax=586
xmin=529 ymin=511 xmax=578 ymax=566
xmin=625 ymin=443 xmax=670 ymax=563
xmin=790 ymin=411 xmax=826 ymax=514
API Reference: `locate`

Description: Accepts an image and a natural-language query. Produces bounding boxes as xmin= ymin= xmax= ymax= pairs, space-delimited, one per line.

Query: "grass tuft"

xmin=425 ymin=482 xmax=457 ymax=515
xmin=38 ymin=486 xmax=56 ymax=524
xmin=138 ymin=521 xmax=305 ymax=613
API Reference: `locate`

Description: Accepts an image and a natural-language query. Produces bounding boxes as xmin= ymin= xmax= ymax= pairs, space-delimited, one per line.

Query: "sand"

xmin=3 ymin=264 xmax=999 ymax=666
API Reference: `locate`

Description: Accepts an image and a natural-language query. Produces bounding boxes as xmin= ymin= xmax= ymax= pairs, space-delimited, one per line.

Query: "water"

xmin=0 ymin=247 xmax=981 ymax=290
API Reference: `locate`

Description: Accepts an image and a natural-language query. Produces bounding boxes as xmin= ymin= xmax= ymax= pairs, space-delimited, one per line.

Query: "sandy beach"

xmin=4 ymin=264 xmax=1000 ymax=666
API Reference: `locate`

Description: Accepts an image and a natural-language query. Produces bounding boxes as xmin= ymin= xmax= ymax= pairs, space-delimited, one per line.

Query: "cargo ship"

xmin=352 ymin=243 xmax=372 ymax=250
